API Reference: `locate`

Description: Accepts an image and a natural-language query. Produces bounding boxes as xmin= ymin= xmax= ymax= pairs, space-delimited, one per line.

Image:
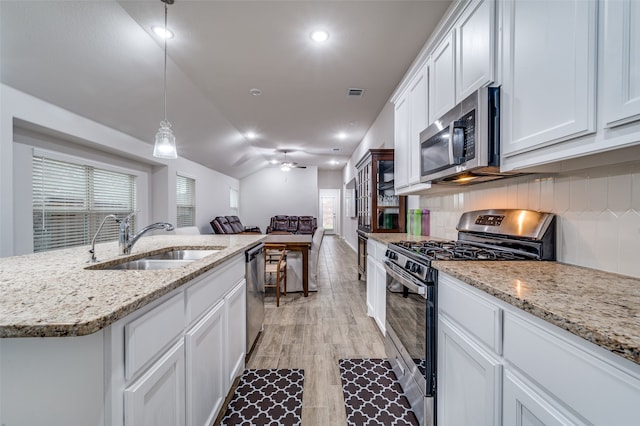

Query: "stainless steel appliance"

xmin=245 ymin=243 xmax=265 ymax=357
xmin=384 ymin=209 xmax=556 ymax=426
xmin=420 ymin=87 xmax=521 ymax=185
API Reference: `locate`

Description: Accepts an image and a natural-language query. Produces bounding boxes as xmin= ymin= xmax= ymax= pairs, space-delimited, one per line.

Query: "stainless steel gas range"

xmin=384 ymin=209 xmax=556 ymax=426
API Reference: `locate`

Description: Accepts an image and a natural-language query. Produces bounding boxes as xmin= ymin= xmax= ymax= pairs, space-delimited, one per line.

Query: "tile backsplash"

xmin=420 ymin=161 xmax=640 ymax=279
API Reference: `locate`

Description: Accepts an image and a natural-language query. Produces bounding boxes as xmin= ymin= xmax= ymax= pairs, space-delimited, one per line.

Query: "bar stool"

xmin=264 ymin=244 xmax=287 ymax=306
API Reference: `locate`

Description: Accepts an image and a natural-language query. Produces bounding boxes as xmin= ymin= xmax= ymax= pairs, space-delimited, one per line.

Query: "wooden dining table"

xmin=264 ymin=233 xmax=313 ymax=297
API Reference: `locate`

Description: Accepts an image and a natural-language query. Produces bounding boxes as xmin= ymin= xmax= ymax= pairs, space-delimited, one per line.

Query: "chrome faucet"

xmin=118 ymin=211 xmax=174 ymax=255
xmin=88 ymin=214 xmax=118 ymax=263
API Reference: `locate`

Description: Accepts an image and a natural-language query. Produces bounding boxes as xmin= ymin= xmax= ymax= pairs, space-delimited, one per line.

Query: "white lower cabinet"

xmin=503 ymin=368 xmax=582 ymax=426
xmin=438 ymin=271 xmax=640 ymax=426
xmin=125 ymin=341 xmax=186 ymax=426
xmin=438 ymin=316 xmax=501 ymax=426
xmin=366 ymin=239 xmax=387 ymax=334
xmin=185 ymin=300 xmax=225 ymax=426
xmin=225 ymin=279 xmax=247 ymax=386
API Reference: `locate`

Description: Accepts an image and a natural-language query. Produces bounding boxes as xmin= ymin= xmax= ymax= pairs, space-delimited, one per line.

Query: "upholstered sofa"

xmin=266 ymin=215 xmax=317 ymax=235
xmin=210 ymin=216 xmax=261 ymax=234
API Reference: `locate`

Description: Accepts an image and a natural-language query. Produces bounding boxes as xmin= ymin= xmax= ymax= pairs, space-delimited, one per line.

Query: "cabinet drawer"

xmin=186 ymin=256 xmax=243 ymax=325
xmin=438 ymin=273 xmax=502 ymax=354
xmin=125 ymin=293 xmax=185 ymax=380
xmin=504 ymin=312 xmax=640 ymax=425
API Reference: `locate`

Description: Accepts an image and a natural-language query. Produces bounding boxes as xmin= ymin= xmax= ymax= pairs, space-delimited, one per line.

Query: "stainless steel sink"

xmin=87 ymin=249 xmax=221 ymax=270
xmin=104 ymin=259 xmax=195 ymax=270
xmin=143 ymin=249 xmax=220 ymax=261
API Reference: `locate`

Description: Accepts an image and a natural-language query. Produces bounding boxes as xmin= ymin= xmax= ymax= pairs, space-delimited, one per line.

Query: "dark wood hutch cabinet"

xmin=355 ymin=148 xmax=406 ymax=280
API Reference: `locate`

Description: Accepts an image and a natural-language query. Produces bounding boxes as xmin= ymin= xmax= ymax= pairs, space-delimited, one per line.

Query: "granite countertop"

xmin=0 ymin=234 xmax=265 ymax=338
xmin=434 ymin=261 xmax=640 ymax=365
xmin=366 ymin=232 xmax=434 ymax=244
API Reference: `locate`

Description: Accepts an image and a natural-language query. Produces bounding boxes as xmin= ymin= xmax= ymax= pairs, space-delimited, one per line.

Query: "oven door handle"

xmin=384 ymin=262 xmax=426 ymax=296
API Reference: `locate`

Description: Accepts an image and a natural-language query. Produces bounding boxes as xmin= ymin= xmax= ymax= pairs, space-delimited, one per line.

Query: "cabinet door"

xmin=185 ymin=300 xmax=225 ymax=426
xmin=503 ymin=369 xmax=583 ymax=426
xmin=373 ymin=260 xmax=386 ymax=335
xmin=366 ymin=255 xmax=376 ymax=317
xmin=225 ymin=279 xmax=246 ymax=386
xmin=501 ymin=0 xmax=597 ymax=156
xmin=438 ymin=317 xmax=501 ymax=426
xmin=409 ymin=66 xmax=428 ymax=185
xmin=429 ymin=31 xmax=456 ymax=122
xmin=603 ymin=0 xmax=640 ymax=127
xmin=394 ymin=92 xmax=410 ymax=190
xmin=455 ymin=0 xmax=495 ymax=101
xmin=125 ymin=341 xmax=185 ymax=426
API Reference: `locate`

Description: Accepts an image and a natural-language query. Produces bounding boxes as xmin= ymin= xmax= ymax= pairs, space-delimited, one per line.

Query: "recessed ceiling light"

xmin=330 ymin=160 xmax=340 ymax=165
xmin=310 ymin=30 xmax=329 ymax=43
xmin=152 ymin=26 xmax=174 ymax=39
xmin=246 ymin=131 xmax=257 ymax=140
xmin=337 ymin=132 xmax=347 ymax=140
xmin=249 ymin=88 xmax=262 ymax=96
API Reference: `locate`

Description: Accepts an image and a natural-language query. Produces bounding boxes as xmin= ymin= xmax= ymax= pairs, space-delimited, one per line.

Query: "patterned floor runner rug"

xmin=221 ymin=368 xmax=304 ymax=425
xmin=339 ymin=359 xmax=419 ymax=426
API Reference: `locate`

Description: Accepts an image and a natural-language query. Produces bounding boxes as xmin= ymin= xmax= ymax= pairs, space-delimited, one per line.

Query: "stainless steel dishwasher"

xmin=245 ymin=243 xmax=265 ymax=357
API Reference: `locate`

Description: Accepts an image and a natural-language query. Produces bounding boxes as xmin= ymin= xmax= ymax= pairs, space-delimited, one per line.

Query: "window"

xmin=176 ymin=174 xmax=195 ymax=227
xmin=32 ymin=152 xmax=137 ymax=253
xmin=230 ymin=187 xmax=239 ymax=216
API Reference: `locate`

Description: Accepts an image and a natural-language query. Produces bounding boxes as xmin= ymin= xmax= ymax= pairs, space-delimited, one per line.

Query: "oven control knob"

xmin=413 ymin=264 xmax=422 ymax=274
xmin=410 ymin=263 xmax=421 ymax=273
xmin=405 ymin=260 xmax=413 ymax=270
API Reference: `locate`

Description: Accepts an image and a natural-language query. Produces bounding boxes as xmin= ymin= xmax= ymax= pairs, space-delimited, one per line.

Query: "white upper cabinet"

xmin=394 ymin=92 xmax=410 ymax=190
xmin=394 ymin=64 xmax=429 ymax=193
xmin=429 ymin=31 xmax=456 ymax=122
xmin=603 ymin=0 xmax=640 ymax=127
xmin=455 ymin=0 xmax=495 ymax=102
xmin=501 ymin=0 xmax=597 ymax=157
xmin=408 ymin=66 xmax=428 ymax=185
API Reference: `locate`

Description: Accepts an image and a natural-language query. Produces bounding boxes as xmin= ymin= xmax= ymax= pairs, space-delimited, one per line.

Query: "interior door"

xmin=319 ymin=189 xmax=339 ymax=235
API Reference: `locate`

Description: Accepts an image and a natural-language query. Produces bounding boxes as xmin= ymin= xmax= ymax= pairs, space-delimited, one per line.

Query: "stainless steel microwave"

xmin=420 ymin=87 xmax=520 ymax=185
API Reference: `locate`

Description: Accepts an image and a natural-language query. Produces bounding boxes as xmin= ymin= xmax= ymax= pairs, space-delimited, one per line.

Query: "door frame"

xmin=319 ymin=188 xmax=340 ymax=235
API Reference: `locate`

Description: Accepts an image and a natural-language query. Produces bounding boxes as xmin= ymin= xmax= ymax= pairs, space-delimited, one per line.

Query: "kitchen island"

xmin=0 ymin=234 xmax=265 ymax=426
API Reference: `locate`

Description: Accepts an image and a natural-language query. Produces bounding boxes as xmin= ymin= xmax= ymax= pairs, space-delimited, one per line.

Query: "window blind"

xmin=176 ymin=174 xmax=195 ymax=227
xmin=32 ymin=153 xmax=137 ymax=253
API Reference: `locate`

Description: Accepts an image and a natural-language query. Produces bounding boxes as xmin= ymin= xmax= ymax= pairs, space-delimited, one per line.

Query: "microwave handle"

xmin=451 ymin=119 xmax=466 ymax=165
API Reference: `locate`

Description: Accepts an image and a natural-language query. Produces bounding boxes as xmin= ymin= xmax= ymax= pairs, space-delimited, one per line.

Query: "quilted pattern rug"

xmin=221 ymin=369 xmax=304 ymax=425
xmin=339 ymin=359 xmax=419 ymax=426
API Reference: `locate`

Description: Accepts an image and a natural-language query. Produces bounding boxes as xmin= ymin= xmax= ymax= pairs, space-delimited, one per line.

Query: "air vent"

xmin=347 ymin=88 xmax=364 ymax=97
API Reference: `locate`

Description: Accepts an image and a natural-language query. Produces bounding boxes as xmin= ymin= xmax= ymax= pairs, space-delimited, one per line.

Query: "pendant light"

xmin=153 ymin=0 xmax=178 ymax=159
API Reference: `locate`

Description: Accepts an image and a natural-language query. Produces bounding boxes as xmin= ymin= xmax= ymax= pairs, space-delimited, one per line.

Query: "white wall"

xmin=240 ymin=166 xmax=319 ymax=233
xmin=0 ymin=85 xmax=238 ymax=256
xmin=342 ymin=101 xmax=395 ymax=251
xmin=318 ymin=170 xmax=342 ymax=189
xmin=421 ymin=161 xmax=640 ymax=279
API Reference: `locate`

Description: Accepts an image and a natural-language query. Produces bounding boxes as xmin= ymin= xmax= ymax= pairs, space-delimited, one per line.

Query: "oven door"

xmin=384 ymin=261 xmax=437 ymax=426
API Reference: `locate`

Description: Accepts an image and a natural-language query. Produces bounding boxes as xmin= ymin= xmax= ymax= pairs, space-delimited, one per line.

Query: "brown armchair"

xmin=210 ymin=216 xmax=261 ymax=234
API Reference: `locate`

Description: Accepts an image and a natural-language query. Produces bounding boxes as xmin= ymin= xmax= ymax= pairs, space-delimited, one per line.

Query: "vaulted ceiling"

xmin=1 ymin=0 xmax=451 ymax=178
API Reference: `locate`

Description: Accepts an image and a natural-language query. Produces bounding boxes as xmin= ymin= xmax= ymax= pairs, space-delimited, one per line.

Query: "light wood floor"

xmin=217 ymin=235 xmax=387 ymax=425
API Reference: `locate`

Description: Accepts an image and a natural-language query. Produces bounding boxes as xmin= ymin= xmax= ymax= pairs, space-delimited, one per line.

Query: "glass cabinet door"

xmin=376 ymin=159 xmax=400 ymax=230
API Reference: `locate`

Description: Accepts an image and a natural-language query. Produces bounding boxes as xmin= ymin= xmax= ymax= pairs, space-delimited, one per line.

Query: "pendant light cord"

xmin=163 ymin=1 xmax=168 ymax=123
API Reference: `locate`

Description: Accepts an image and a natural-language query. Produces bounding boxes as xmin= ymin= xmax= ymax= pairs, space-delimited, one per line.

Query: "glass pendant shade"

xmin=153 ymin=120 xmax=177 ymax=159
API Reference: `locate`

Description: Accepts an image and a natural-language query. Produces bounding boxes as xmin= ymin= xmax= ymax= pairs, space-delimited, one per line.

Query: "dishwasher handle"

xmin=245 ymin=243 xmax=264 ymax=262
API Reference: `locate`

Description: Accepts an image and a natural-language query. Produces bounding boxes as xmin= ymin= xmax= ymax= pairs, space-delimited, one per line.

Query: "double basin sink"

xmin=89 ymin=249 xmax=221 ymax=270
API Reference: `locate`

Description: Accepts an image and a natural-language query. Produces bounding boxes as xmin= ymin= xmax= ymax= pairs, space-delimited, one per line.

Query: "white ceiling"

xmin=1 ymin=0 xmax=451 ymax=179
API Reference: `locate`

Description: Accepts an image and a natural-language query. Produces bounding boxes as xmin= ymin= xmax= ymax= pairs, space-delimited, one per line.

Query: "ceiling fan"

xmin=277 ymin=151 xmax=307 ymax=172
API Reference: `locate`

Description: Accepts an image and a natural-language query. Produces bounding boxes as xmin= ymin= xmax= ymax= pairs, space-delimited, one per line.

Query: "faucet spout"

xmin=120 ymin=220 xmax=174 ymax=255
